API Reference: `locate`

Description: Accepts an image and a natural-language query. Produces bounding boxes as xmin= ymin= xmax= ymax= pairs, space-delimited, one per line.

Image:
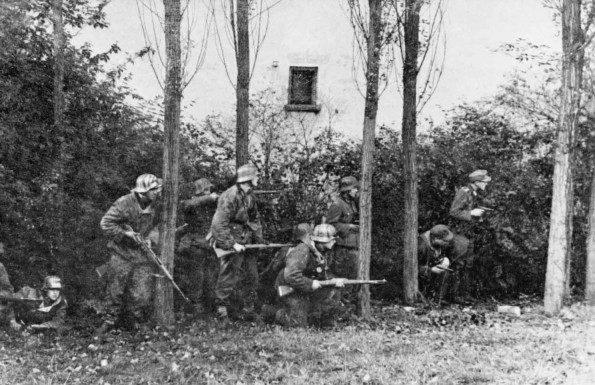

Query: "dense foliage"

xmin=1 ymin=0 xmax=593 ymax=313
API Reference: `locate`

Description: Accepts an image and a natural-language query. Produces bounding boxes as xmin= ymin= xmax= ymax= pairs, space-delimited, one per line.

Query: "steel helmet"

xmin=340 ymin=176 xmax=359 ymax=192
xmin=311 ymin=224 xmax=337 ymax=243
xmin=292 ymin=223 xmax=312 ymax=243
xmin=42 ymin=276 xmax=62 ymax=290
xmin=468 ymin=169 xmax=491 ymax=183
xmin=236 ymin=164 xmax=259 ymax=183
xmin=430 ymin=224 xmax=454 ymax=242
xmin=132 ymin=174 xmax=162 ymax=193
xmin=194 ymin=178 xmax=213 ymax=195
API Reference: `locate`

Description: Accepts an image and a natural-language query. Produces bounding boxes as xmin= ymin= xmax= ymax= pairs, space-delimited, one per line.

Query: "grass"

xmin=0 ymin=302 xmax=593 ymax=384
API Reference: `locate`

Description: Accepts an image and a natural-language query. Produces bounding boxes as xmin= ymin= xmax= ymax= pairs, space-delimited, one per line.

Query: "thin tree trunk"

xmin=50 ymin=0 xmax=65 ymax=246
xmin=357 ymin=0 xmax=382 ymax=320
xmin=155 ymin=0 xmax=182 ymax=326
xmin=236 ymin=0 xmax=250 ymax=166
xmin=544 ymin=0 xmax=583 ymax=314
xmin=401 ymin=0 xmax=422 ymax=305
xmin=586 ymin=170 xmax=595 ymax=305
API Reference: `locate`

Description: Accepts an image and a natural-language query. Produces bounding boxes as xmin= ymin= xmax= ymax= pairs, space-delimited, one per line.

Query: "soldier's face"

xmin=475 ymin=181 xmax=488 ymax=191
xmin=46 ymin=288 xmax=60 ymax=301
xmin=145 ymin=186 xmax=162 ymax=201
xmin=320 ymin=239 xmax=336 ymax=250
xmin=348 ymin=187 xmax=358 ymax=198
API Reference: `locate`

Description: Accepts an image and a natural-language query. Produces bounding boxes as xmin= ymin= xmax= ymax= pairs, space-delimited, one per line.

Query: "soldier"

xmin=177 ymin=178 xmax=219 ymax=315
xmin=325 ymin=176 xmax=359 ymax=306
xmin=9 ymin=275 xmax=68 ymax=331
xmin=98 ymin=173 xmax=162 ymax=332
xmin=210 ymin=164 xmax=264 ymax=321
xmin=271 ymin=224 xmax=344 ymax=328
xmin=448 ymin=169 xmax=491 ymax=303
xmin=0 ymin=243 xmax=19 ymax=330
xmin=418 ymin=225 xmax=472 ymax=303
xmin=449 ymin=169 xmax=491 ymax=224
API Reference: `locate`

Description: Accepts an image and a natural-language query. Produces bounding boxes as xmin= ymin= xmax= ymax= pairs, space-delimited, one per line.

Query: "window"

xmin=285 ymin=66 xmax=321 ymax=113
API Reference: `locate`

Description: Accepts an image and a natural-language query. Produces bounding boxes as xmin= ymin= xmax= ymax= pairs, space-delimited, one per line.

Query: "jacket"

xmin=210 ymin=185 xmax=263 ymax=250
xmin=276 ymin=242 xmax=330 ymax=293
xmin=100 ymin=192 xmax=160 ymax=261
xmin=449 ymin=185 xmax=478 ymax=222
xmin=326 ymin=195 xmax=359 ymax=248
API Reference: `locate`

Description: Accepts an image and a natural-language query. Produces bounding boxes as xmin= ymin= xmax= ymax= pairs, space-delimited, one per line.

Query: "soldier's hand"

xmin=9 ymin=319 xmax=22 ymax=331
xmin=312 ymin=280 xmax=322 ymax=290
xmin=233 ymin=243 xmax=246 ymax=252
xmin=209 ymin=192 xmax=219 ymax=200
xmin=125 ymin=231 xmax=143 ymax=244
xmin=470 ymin=208 xmax=485 ymax=217
xmin=334 ymin=278 xmax=346 ymax=288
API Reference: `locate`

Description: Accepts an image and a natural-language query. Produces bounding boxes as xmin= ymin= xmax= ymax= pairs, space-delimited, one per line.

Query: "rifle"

xmin=253 ymin=189 xmax=290 ymax=195
xmin=278 ymin=278 xmax=387 ymax=298
xmin=0 ymin=295 xmax=43 ymax=304
xmin=214 ymin=243 xmax=291 ymax=258
xmin=137 ymin=239 xmax=190 ymax=303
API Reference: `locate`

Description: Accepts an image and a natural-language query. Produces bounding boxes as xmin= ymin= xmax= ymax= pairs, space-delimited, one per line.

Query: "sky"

xmin=73 ymin=0 xmax=560 ymax=136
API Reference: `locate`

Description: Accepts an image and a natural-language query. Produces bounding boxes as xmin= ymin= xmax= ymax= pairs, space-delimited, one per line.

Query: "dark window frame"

xmin=285 ymin=66 xmax=321 ymax=113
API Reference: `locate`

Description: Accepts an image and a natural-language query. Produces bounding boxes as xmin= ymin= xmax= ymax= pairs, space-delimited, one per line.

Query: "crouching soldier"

xmin=7 ymin=276 xmax=68 ymax=331
xmin=271 ymin=224 xmax=344 ymax=328
xmin=418 ymin=224 xmax=472 ymax=304
xmin=98 ymin=173 xmax=162 ymax=333
xmin=177 ymin=178 xmax=219 ymax=315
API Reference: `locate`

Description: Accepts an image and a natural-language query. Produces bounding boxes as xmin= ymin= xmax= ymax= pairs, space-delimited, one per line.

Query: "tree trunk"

xmin=401 ymin=0 xmax=422 ymax=305
xmin=50 ymin=0 xmax=65 ymax=246
xmin=357 ymin=0 xmax=382 ymax=320
xmin=155 ymin=0 xmax=182 ymax=326
xmin=544 ymin=0 xmax=583 ymax=314
xmin=586 ymin=170 xmax=595 ymax=305
xmin=236 ymin=0 xmax=250 ymax=166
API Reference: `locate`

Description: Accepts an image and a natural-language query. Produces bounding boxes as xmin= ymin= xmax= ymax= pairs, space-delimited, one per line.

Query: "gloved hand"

xmin=233 ymin=243 xmax=246 ymax=252
xmin=333 ymin=278 xmax=346 ymax=288
xmin=312 ymin=280 xmax=322 ymax=290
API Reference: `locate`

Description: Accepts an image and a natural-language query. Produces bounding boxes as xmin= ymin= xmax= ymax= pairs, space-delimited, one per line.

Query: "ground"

xmin=1 ymin=300 xmax=593 ymax=385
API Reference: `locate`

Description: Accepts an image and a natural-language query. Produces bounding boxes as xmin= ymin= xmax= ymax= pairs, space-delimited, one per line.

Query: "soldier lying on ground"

xmin=1 ymin=275 xmax=68 ymax=331
xmin=262 ymin=224 xmax=345 ymax=328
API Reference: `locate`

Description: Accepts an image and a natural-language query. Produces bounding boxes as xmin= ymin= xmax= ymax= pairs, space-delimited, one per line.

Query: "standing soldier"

xmin=449 ymin=169 xmax=491 ymax=224
xmin=98 ymin=173 xmax=162 ymax=332
xmin=177 ymin=178 xmax=219 ymax=315
xmin=325 ymin=176 xmax=359 ymax=306
xmin=448 ymin=169 xmax=491 ymax=303
xmin=210 ymin=164 xmax=263 ymax=322
xmin=272 ymin=224 xmax=344 ymax=327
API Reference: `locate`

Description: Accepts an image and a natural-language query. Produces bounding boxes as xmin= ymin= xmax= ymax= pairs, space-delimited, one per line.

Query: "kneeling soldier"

xmin=273 ymin=224 xmax=344 ymax=327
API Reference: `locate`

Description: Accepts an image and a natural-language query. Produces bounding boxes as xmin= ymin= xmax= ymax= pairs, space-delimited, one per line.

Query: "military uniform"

xmin=100 ymin=191 xmax=161 ymax=327
xmin=12 ymin=286 xmax=67 ymax=329
xmin=418 ymin=228 xmax=472 ymax=301
xmin=177 ymin=180 xmax=219 ymax=313
xmin=325 ymin=193 xmax=359 ymax=307
xmin=0 ymin=262 xmax=15 ymax=326
xmin=274 ymin=242 xmax=341 ymax=327
xmin=211 ymin=184 xmax=263 ymax=312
